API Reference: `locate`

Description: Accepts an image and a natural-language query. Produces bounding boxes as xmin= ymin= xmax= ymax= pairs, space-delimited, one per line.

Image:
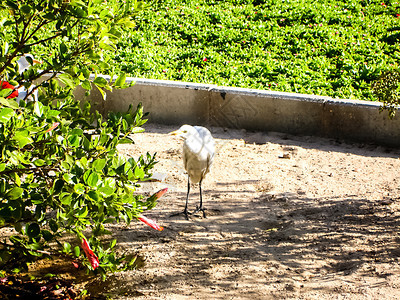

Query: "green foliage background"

xmin=112 ymin=0 xmax=399 ymax=101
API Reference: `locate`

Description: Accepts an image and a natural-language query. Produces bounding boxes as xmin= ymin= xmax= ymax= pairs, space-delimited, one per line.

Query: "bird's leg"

xmin=170 ymin=176 xmax=191 ymax=220
xmin=183 ymin=176 xmax=191 ymax=219
xmin=194 ymin=180 xmax=206 ymax=218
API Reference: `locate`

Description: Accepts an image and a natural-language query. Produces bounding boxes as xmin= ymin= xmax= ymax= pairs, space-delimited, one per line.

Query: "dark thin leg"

xmin=183 ymin=176 xmax=191 ymax=219
xmin=170 ymin=176 xmax=191 ymax=220
xmin=194 ymin=179 xmax=206 ymax=218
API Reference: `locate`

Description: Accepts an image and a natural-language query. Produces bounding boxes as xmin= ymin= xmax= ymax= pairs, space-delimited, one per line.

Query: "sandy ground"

xmin=15 ymin=122 xmax=399 ymax=299
xmin=73 ymin=122 xmax=400 ymax=299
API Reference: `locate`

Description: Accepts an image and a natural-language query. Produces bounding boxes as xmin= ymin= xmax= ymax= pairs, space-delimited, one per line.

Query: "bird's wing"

xmin=182 ymin=146 xmax=189 ymax=171
xmin=202 ymin=138 xmax=215 ymax=177
xmin=205 ymin=153 xmax=213 ymax=175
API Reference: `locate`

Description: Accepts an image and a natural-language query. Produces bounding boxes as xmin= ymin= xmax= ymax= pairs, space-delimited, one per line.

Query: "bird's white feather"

xmin=16 ymin=55 xmax=40 ymax=102
xmin=17 ymin=55 xmax=33 ymax=74
xmin=178 ymin=125 xmax=215 ymax=184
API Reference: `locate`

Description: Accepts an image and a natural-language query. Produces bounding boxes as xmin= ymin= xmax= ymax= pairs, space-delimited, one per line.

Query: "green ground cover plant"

xmin=113 ymin=0 xmax=400 ymax=101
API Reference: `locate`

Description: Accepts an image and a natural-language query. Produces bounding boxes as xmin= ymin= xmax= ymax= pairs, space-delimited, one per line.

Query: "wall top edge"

xmin=122 ymin=76 xmax=382 ymax=109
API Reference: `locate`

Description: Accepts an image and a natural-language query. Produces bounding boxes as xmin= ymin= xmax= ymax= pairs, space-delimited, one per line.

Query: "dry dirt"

xmin=80 ymin=123 xmax=400 ymax=300
xmin=36 ymin=123 xmax=400 ymax=299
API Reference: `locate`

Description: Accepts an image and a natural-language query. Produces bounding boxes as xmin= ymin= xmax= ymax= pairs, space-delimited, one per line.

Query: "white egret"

xmin=16 ymin=54 xmax=42 ymax=102
xmin=170 ymin=125 xmax=215 ymax=219
xmin=17 ymin=54 xmax=41 ymax=74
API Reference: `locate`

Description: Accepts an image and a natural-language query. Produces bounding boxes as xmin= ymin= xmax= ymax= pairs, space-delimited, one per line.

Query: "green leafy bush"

xmin=372 ymin=68 xmax=400 ymax=118
xmin=110 ymin=0 xmax=399 ymax=101
xmin=0 ymin=0 xmax=163 ymax=279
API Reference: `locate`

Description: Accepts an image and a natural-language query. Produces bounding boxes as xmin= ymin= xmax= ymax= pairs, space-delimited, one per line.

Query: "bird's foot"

xmin=169 ymin=210 xmax=191 ymax=220
xmin=193 ymin=206 xmax=207 ymax=218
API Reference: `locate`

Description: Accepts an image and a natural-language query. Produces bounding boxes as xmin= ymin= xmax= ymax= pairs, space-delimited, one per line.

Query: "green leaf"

xmin=74 ymin=183 xmax=85 ymax=194
xmin=26 ymin=223 xmax=40 ymax=238
xmin=93 ymin=76 xmax=108 ymax=88
xmin=60 ymin=161 xmax=70 ymax=171
xmin=78 ymin=206 xmax=88 ymax=218
xmin=0 ymin=89 xmax=12 ymax=98
xmin=88 ymin=190 xmax=99 ymax=201
xmin=49 ymin=219 xmax=58 ymax=232
xmin=134 ymin=167 xmax=145 ymax=179
xmin=33 ymin=101 xmax=44 ymax=117
xmin=43 ymin=12 xmax=55 ymax=20
xmin=68 ymin=134 xmax=80 ymax=147
xmin=11 ymin=172 xmax=21 ymax=187
xmin=112 ymin=154 xmax=127 ymax=169
xmin=87 ymin=172 xmax=99 ymax=187
xmin=93 ymin=159 xmax=106 ymax=171
xmin=0 ymin=107 xmax=15 ymax=123
xmin=83 ymin=169 xmax=91 ymax=184
xmin=117 ymin=18 xmax=136 ymax=28
xmin=42 ymin=230 xmax=53 ymax=241
xmin=70 ymin=6 xmax=87 ymax=17
xmin=70 ymin=128 xmax=83 ymax=136
xmin=99 ymin=36 xmax=117 ymax=51
xmin=7 ymin=80 xmax=18 ymax=87
xmin=6 ymin=187 xmax=23 ymax=200
xmin=82 ymin=79 xmax=91 ymax=90
xmin=60 ymin=42 xmax=67 ymax=54
xmin=96 ymin=85 xmax=106 ymax=101
xmin=132 ymin=127 xmax=145 ymax=133
xmin=0 ymin=206 xmax=12 ymax=221
xmin=13 ymin=129 xmax=33 ymax=148
xmin=99 ymin=186 xmax=114 ymax=196
xmin=70 ymin=0 xmax=86 ymax=7
xmin=58 ymin=73 xmax=75 ymax=88
xmin=82 ymin=136 xmax=90 ymax=150
xmin=73 ymin=246 xmax=80 ymax=257
xmin=33 ymin=159 xmax=46 ymax=167
xmin=53 ymin=179 xmax=64 ymax=194
xmin=47 ymin=110 xmax=60 ymax=117
xmin=20 ymin=5 xmax=32 ymax=14
xmin=114 ymin=73 xmax=126 ymax=88
xmin=63 ymin=173 xmax=74 ymax=184
xmin=0 ymin=179 xmax=6 ymax=193
xmin=0 ymin=97 xmax=19 ymax=109
xmin=100 ymin=9 xmax=114 ymax=19
xmin=118 ymin=137 xmax=133 ymax=144
xmin=60 ymin=193 xmax=72 ymax=205
xmin=80 ymin=157 xmax=88 ymax=168
xmin=63 ymin=242 xmax=71 ymax=254
xmin=121 ymin=119 xmax=128 ymax=131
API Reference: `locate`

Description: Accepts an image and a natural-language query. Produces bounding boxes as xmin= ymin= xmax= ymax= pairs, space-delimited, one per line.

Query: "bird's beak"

xmin=169 ymin=129 xmax=182 ymax=136
xmin=32 ymin=59 xmax=42 ymax=65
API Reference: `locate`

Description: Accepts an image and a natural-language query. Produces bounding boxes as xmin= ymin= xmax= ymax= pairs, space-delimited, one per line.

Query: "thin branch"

xmin=25 ymin=19 xmax=51 ymax=42
xmin=13 ymin=13 xmax=20 ymax=41
xmin=19 ymin=10 xmax=37 ymax=44
xmin=19 ymin=71 xmax=58 ymax=101
xmin=25 ymin=31 xmax=63 ymax=48
xmin=23 ymin=13 xmax=36 ymax=41
xmin=0 ymin=165 xmax=60 ymax=176
xmin=0 ymin=46 xmax=24 ymax=74
xmin=0 ymin=240 xmax=62 ymax=257
xmin=1 ymin=17 xmax=59 ymax=73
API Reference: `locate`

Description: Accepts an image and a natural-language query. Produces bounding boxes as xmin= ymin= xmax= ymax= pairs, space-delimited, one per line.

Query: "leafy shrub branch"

xmin=0 ymin=0 xmax=163 ymax=279
xmin=372 ymin=68 xmax=400 ymax=118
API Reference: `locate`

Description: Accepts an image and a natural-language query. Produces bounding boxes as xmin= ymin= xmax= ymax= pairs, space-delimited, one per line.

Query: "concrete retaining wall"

xmin=76 ymin=77 xmax=400 ymax=147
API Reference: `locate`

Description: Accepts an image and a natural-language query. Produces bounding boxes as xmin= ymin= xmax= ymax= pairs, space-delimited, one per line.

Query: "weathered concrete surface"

xmin=77 ymin=76 xmax=400 ymax=147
